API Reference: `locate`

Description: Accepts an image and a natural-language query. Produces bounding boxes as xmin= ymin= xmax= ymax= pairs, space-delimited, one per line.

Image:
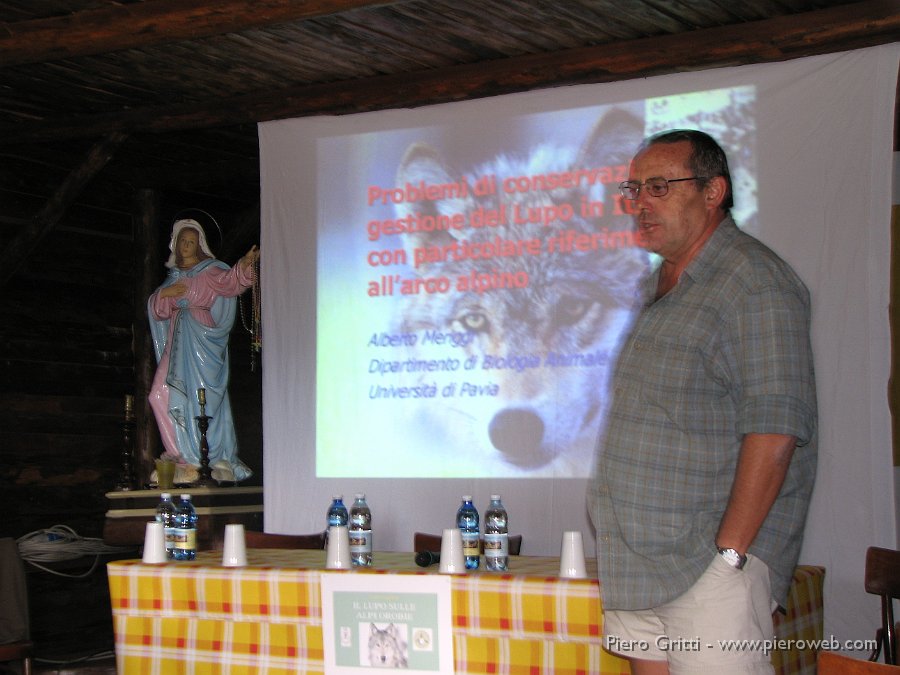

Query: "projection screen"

xmin=259 ymin=45 xmax=897 ymax=563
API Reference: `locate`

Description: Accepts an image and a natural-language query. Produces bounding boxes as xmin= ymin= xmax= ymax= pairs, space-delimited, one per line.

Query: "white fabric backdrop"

xmin=260 ymin=44 xmax=900 ymax=647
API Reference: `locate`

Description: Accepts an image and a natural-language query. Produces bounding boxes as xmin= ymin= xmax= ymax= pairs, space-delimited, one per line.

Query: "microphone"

xmin=415 ymin=551 xmax=440 ymax=567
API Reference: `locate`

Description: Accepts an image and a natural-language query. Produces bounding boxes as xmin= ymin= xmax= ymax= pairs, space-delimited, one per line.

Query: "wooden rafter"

xmin=0 ymin=0 xmax=403 ymax=67
xmin=0 ymin=131 xmax=128 ymax=286
xmin=0 ymin=0 xmax=896 ymax=145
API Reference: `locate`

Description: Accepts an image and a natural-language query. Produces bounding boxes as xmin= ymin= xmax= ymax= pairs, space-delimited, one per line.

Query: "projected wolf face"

xmin=391 ymin=108 xmax=649 ymax=477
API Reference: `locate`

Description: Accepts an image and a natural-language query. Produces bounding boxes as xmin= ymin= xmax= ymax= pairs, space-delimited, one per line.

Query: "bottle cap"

xmin=462 ymin=495 xmax=472 ymax=501
xmin=491 ymin=494 xmax=501 ymax=501
xmin=180 ymin=494 xmax=191 ymax=500
xmin=355 ymin=493 xmax=365 ymax=499
xmin=160 ymin=492 xmax=171 ymax=499
xmin=333 ymin=494 xmax=343 ymax=500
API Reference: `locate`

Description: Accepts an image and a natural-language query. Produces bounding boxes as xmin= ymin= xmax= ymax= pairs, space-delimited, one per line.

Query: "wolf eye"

xmin=556 ymin=296 xmax=591 ymax=326
xmin=458 ymin=311 xmax=489 ymax=333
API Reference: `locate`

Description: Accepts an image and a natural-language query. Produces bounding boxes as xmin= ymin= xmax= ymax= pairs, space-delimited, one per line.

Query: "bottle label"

xmin=461 ymin=531 xmax=480 ymax=557
xmin=350 ymin=529 xmax=372 ymax=553
xmin=350 ymin=514 xmax=371 ymax=528
xmin=483 ymin=533 xmax=508 ymax=558
xmin=172 ymin=528 xmax=197 ymax=550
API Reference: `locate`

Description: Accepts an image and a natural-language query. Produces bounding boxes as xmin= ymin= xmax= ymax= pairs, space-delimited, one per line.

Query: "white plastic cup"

xmin=326 ymin=525 xmax=351 ymax=569
xmin=559 ymin=530 xmax=587 ymax=579
xmin=222 ymin=523 xmax=248 ymax=567
xmin=142 ymin=521 xmax=168 ymax=564
xmin=439 ymin=528 xmax=465 ymax=574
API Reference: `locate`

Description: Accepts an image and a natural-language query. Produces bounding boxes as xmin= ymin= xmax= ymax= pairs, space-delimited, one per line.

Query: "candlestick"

xmin=193 ymin=393 xmax=217 ymax=487
xmin=193 ymin=412 xmax=218 ymax=487
xmin=115 ymin=394 xmax=137 ymax=490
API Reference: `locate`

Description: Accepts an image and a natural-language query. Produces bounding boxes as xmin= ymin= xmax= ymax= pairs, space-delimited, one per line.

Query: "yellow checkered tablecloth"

xmin=108 ymin=550 xmax=823 ymax=674
xmin=108 ymin=550 xmax=630 ymax=675
xmin=771 ymin=565 xmax=826 ymax=675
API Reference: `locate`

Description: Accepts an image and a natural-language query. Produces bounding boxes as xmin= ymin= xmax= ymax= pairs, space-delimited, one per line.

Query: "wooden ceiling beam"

xmin=0 ymin=131 xmax=128 ymax=286
xmin=0 ymin=0 xmax=404 ymax=67
xmin=0 ymin=0 xmax=897 ymax=145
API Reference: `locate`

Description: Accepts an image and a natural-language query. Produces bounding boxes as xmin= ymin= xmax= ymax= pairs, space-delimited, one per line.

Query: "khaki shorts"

xmin=603 ymin=554 xmax=775 ymax=674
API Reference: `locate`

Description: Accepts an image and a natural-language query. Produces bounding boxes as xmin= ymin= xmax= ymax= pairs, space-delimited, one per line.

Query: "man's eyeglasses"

xmin=618 ymin=176 xmax=707 ymax=200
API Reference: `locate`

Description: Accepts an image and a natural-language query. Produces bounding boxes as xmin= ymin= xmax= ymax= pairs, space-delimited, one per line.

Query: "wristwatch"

xmin=717 ymin=546 xmax=748 ymax=570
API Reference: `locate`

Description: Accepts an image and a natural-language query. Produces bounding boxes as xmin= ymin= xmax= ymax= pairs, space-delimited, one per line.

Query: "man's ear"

xmin=705 ymin=176 xmax=728 ymax=210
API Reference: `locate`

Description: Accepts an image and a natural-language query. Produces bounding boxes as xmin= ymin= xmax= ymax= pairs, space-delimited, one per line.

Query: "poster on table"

xmin=321 ymin=572 xmax=454 ymax=674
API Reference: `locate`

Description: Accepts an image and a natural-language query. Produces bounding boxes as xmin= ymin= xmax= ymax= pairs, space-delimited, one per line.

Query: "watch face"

xmin=719 ymin=548 xmax=746 ymax=569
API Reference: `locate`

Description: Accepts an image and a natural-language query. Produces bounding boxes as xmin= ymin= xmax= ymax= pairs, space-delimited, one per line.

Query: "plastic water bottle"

xmin=326 ymin=495 xmax=349 ymax=528
xmin=155 ymin=492 xmax=177 ymax=559
xmin=349 ymin=493 xmax=373 ymax=567
xmin=456 ymin=495 xmax=480 ymax=570
xmin=484 ymin=494 xmax=509 ymax=571
xmin=171 ymin=494 xmax=198 ymax=561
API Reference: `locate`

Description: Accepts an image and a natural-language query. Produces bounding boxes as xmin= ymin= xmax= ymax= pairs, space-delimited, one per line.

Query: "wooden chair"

xmin=819 ymin=651 xmax=900 ymax=673
xmin=244 ymin=530 xmax=327 ymax=549
xmin=413 ymin=532 xmax=522 ymax=555
xmin=866 ymin=546 xmax=900 ymax=664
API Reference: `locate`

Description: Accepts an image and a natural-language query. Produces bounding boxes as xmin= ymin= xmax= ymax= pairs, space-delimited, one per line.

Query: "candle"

xmin=197 ymin=388 xmax=206 ymax=406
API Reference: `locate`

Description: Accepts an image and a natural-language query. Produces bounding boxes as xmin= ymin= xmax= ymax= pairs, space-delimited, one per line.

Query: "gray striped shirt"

xmin=588 ymin=217 xmax=817 ymax=610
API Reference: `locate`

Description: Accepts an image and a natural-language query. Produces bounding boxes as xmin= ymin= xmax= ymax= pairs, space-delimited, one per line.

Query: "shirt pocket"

xmin=628 ymin=332 xmax=731 ymax=432
xmin=631 ymin=333 xmax=700 ymax=399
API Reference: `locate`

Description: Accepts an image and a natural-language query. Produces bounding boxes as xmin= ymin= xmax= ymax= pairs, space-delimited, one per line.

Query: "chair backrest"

xmin=244 ymin=530 xmax=327 ymax=550
xmin=865 ymin=546 xmax=900 ymax=665
xmin=818 ymin=651 xmax=900 ymax=674
xmin=413 ymin=532 xmax=522 ymax=555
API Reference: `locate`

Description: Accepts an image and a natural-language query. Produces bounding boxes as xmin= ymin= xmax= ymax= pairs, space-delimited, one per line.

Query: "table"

xmin=108 ymin=550 xmax=629 ymax=674
xmin=772 ymin=565 xmax=826 ymax=675
xmin=107 ymin=551 xmax=823 ymax=675
xmin=103 ymin=487 xmax=264 ymax=550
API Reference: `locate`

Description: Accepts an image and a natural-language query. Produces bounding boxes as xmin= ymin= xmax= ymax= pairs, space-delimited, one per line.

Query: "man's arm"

xmin=715 ymin=432 xmax=797 ymax=555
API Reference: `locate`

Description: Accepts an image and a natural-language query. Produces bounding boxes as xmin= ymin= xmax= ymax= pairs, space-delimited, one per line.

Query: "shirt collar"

xmin=641 ymin=214 xmax=738 ymax=302
xmin=680 ymin=214 xmax=737 ymax=284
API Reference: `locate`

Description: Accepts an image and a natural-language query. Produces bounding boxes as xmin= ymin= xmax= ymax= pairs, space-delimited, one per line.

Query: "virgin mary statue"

xmin=148 ymin=218 xmax=259 ymax=482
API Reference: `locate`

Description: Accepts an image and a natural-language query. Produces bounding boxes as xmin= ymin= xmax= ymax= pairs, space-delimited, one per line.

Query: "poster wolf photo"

xmin=366 ymin=622 xmax=408 ymax=669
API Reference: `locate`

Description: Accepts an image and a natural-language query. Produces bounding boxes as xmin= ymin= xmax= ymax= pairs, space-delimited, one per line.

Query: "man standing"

xmin=588 ymin=130 xmax=817 ymax=674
